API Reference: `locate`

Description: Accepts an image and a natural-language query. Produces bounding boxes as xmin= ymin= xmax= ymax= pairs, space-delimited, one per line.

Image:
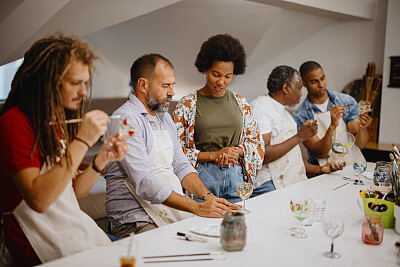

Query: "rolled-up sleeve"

xmin=106 ymin=113 xmax=173 ymax=205
xmin=344 ymin=97 xmax=359 ymax=123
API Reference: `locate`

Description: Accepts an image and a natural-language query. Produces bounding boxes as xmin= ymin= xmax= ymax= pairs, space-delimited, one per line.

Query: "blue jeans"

xmin=195 ymin=162 xmax=243 ymax=203
xmin=251 ymin=180 xmax=275 ymax=197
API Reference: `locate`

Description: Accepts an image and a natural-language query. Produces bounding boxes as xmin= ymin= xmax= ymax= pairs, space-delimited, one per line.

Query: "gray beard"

xmin=147 ymin=91 xmax=171 ymax=114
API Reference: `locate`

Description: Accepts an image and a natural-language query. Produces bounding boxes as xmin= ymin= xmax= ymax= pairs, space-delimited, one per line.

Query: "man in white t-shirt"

xmin=251 ymin=65 xmax=341 ymax=190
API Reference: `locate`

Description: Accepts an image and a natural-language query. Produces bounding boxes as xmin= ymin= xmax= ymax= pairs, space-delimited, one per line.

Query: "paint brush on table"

xmin=142 ymin=251 xmax=225 ymax=264
xmin=333 ymin=182 xmax=349 ymax=190
xmin=143 ymin=251 xmax=223 ymax=259
xmin=176 ymin=232 xmax=207 ymax=242
xmin=143 ymin=257 xmax=226 ymax=264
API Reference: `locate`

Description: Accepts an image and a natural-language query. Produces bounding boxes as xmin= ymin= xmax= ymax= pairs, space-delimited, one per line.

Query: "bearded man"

xmin=103 ymin=54 xmax=236 ymax=239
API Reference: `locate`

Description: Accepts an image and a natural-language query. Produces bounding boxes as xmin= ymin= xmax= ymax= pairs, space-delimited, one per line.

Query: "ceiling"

xmin=0 ymin=0 xmax=376 ymax=66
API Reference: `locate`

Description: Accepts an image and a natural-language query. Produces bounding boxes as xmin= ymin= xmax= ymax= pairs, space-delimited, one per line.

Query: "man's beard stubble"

xmin=146 ymin=88 xmax=172 ymax=114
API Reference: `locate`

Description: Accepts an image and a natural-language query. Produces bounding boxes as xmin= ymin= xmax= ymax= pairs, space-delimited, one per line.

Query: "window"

xmin=0 ymin=58 xmax=23 ymax=102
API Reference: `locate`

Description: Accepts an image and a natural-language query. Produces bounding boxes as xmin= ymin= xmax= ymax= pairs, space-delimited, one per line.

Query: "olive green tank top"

xmin=194 ymin=90 xmax=243 ymax=152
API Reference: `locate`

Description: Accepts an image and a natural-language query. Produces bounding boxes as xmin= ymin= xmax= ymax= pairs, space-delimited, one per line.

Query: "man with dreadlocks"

xmin=0 ymin=32 xmax=128 ymax=266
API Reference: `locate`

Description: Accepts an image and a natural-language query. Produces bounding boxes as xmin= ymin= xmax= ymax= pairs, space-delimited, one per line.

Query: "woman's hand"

xmin=214 ymin=147 xmax=243 ymax=166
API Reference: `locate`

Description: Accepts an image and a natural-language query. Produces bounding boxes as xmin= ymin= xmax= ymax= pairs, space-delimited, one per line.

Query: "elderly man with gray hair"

xmin=250 ymin=65 xmax=340 ymax=191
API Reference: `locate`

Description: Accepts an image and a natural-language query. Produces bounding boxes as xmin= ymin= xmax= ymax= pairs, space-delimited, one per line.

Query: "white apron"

xmin=267 ymin=110 xmax=308 ymax=189
xmin=313 ymin=110 xmax=365 ymax=166
xmin=12 ymin=164 xmax=110 ymax=263
xmin=124 ymin=128 xmax=193 ymax=228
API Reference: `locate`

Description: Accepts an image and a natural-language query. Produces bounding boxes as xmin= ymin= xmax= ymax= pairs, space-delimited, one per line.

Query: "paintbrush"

xmin=49 ymin=115 xmax=121 ymax=125
xmin=366 ymin=216 xmax=379 ymax=241
xmin=392 ymin=144 xmax=400 ymax=158
xmin=143 ymin=252 xmax=223 ymax=259
xmin=391 ymin=153 xmax=400 ymax=205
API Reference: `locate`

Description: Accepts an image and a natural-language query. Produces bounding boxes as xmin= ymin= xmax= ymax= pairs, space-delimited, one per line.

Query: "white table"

xmin=41 ymin=164 xmax=400 ymax=266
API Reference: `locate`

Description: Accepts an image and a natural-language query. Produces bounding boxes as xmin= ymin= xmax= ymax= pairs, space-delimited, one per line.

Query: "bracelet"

xmin=92 ymin=154 xmax=106 ymax=175
xmin=202 ymin=192 xmax=213 ymax=201
xmin=75 ymin=137 xmax=91 ymax=150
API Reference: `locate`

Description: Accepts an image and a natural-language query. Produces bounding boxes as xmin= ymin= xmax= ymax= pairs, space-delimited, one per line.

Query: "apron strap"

xmin=106 ymin=179 xmax=125 ymax=187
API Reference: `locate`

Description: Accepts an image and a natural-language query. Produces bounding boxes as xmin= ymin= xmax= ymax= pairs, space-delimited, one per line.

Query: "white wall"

xmin=2 ymin=0 xmax=394 ymax=143
xmin=237 ymin=0 xmax=387 ymax=107
xmin=86 ymin=0 xmax=387 ymax=109
xmin=379 ymin=0 xmax=400 ymax=144
xmin=85 ymin=0 xmax=283 ymax=99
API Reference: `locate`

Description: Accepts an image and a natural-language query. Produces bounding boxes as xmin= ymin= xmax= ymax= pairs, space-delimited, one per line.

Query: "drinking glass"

xmin=236 ymin=182 xmax=253 ymax=213
xmin=374 ymin=165 xmax=390 ymax=186
xmin=302 ymin=199 xmax=315 ymax=227
xmin=362 ymin=214 xmax=384 ymax=245
xmin=120 ymin=234 xmax=138 ymax=267
xmin=313 ymin=199 xmax=326 ymax=222
xmin=322 ymin=218 xmax=344 ymax=259
xmin=290 ymin=197 xmax=310 ymax=238
xmin=329 ymin=131 xmax=355 ymax=166
xmin=358 ymin=100 xmax=371 ymax=114
xmin=353 ymin=158 xmax=367 ymax=185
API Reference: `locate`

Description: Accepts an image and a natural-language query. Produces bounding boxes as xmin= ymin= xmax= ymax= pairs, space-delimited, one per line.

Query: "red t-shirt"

xmin=0 ymin=107 xmax=43 ymax=266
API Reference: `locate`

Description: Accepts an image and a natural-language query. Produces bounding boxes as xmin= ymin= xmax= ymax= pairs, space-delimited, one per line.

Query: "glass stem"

xmin=330 ymin=238 xmax=335 ymax=253
xmin=298 ymin=219 xmax=303 ymax=232
xmin=243 ymin=198 xmax=246 ymax=210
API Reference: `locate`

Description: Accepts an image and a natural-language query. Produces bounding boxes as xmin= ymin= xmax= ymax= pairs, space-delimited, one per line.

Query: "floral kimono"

xmin=173 ymin=91 xmax=264 ymax=182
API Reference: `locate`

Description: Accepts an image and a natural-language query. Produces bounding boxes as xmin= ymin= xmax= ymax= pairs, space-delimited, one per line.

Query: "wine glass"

xmin=353 ymin=159 xmax=367 ymax=185
xmin=289 ymin=197 xmax=310 ymax=238
xmin=322 ymin=218 xmax=344 ymax=259
xmin=236 ymin=182 xmax=253 ymax=213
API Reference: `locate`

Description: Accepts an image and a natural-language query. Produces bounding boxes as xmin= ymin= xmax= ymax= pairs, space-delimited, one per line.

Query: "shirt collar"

xmin=326 ymin=89 xmax=339 ymax=106
xmin=128 ymin=93 xmax=168 ymax=120
xmin=128 ymin=93 xmax=150 ymax=115
xmin=305 ymin=88 xmax=336 ymax=112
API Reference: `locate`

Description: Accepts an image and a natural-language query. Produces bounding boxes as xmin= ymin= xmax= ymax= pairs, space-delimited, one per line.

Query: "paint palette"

xmin=191 ymin=224 xmax=220 ymax=237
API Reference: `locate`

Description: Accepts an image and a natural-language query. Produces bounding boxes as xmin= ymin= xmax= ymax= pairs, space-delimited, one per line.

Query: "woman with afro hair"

xmin=174 ymin=34 xmax=271 ymax=203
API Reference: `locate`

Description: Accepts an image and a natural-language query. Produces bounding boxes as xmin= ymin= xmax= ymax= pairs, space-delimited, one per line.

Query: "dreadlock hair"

xmin=0 ymin=32 xmax=100 ymax=167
